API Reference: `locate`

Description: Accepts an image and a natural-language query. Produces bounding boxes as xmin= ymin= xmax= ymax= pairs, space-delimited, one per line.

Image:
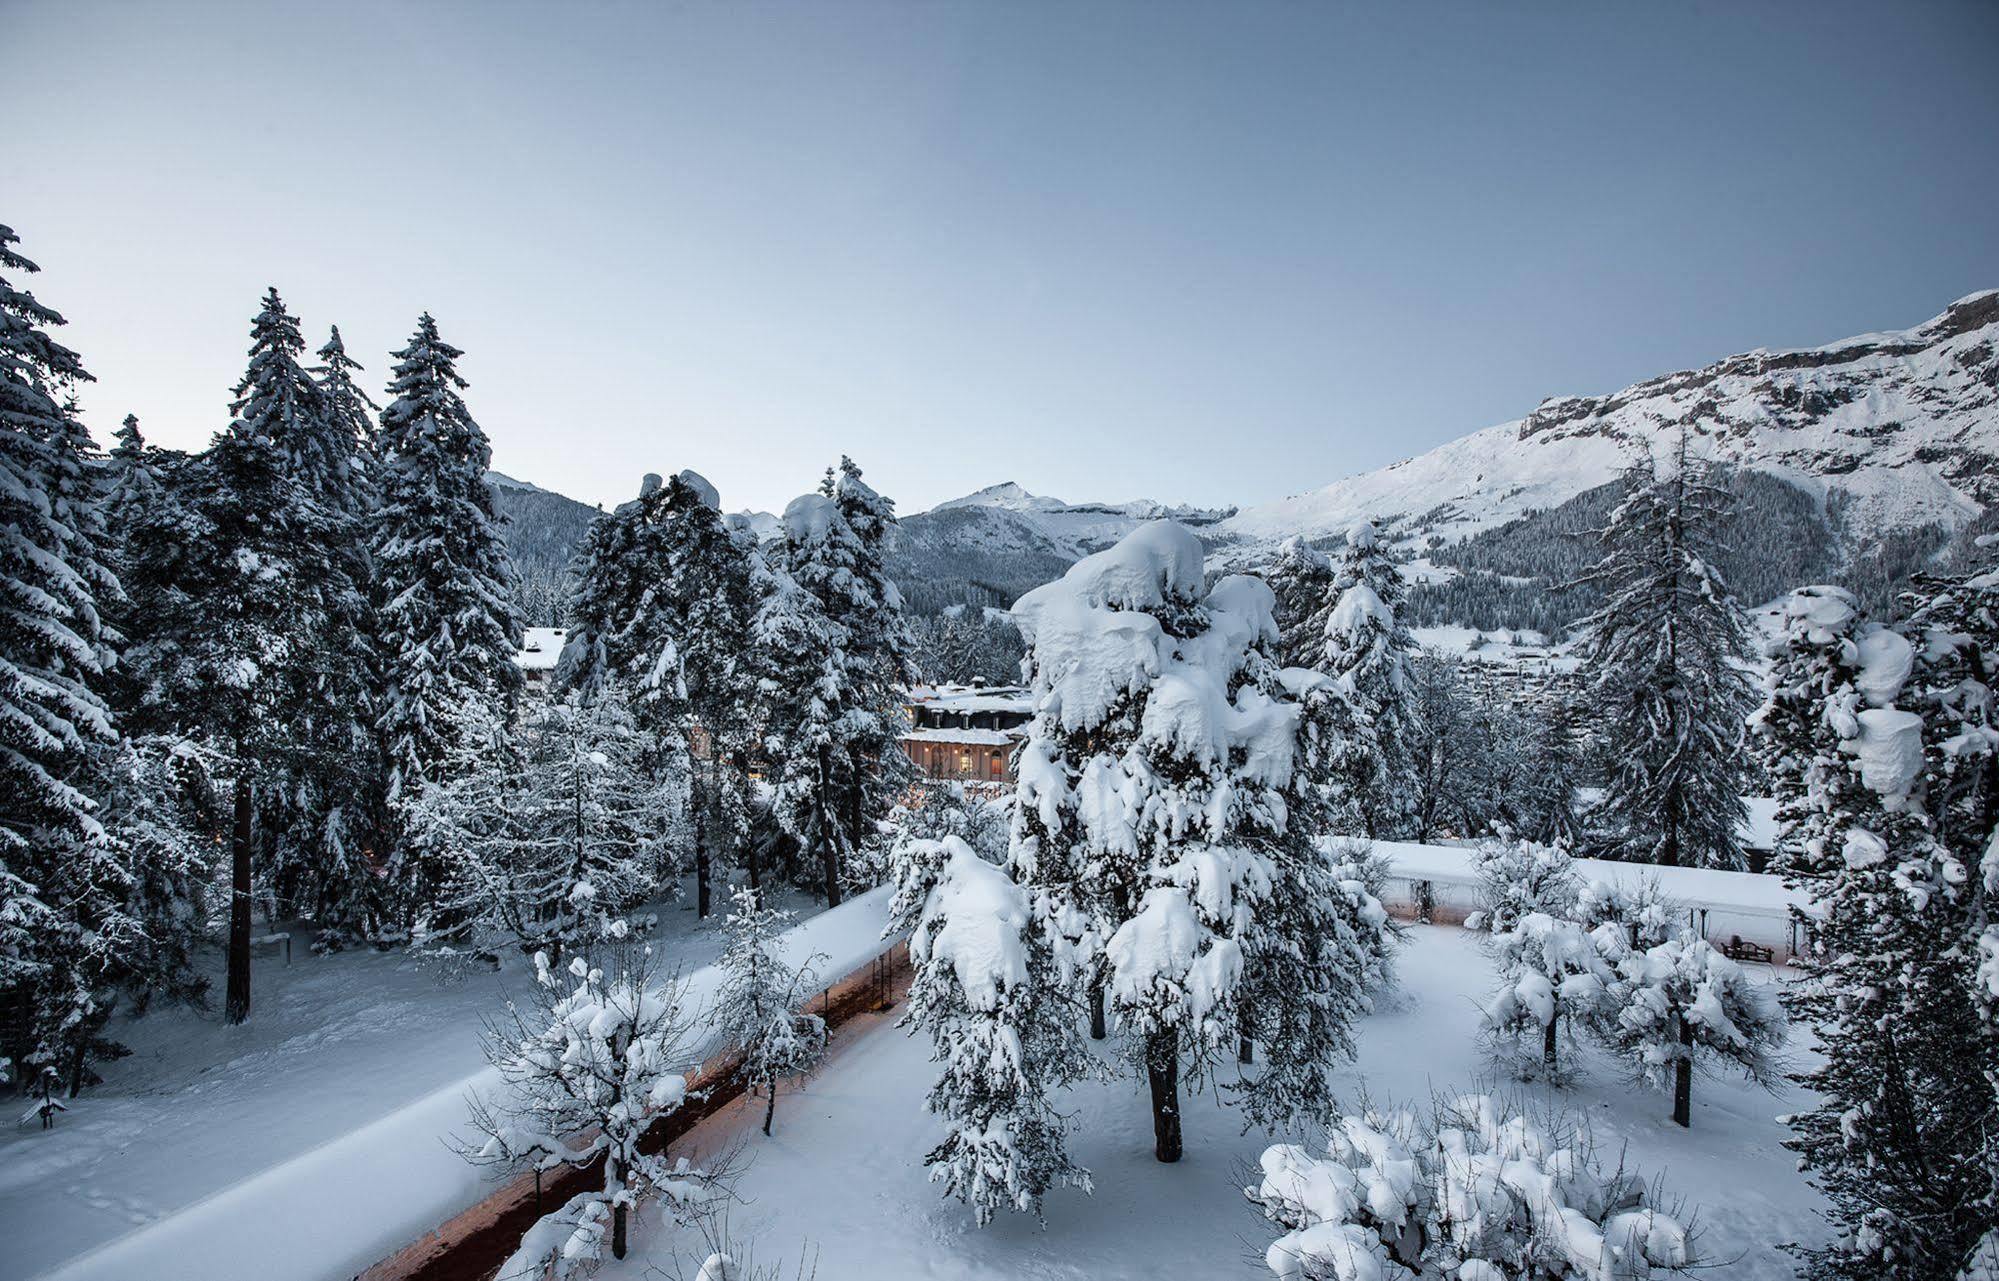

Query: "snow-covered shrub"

xmin=1248 ymin=1093 xmax=1698 ymax=1280
xmin=1481 ymin=912 xmax=1617 ymax=1081
xmin=1575 ymin=876 xmax=1681 ymax=952
xmin=1598 ymin=934 xmax=1786 ymax=1127
xmin=464 ymin=942 xmax=723 ymax=1274
xmin=1325 ymin=837 xmax=1403 ymax=997
xmin=1463 ymin=837 xmax=1581 ymax=935
xmin=889 ymin=834 xmax=1092 ymax=1223
xmin=710 ymin=887 xmax=826 ymax=1137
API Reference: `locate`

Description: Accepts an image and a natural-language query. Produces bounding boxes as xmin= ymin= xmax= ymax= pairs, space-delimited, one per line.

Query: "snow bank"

xmin=35 ymin=888 xmax=901 ymax=1281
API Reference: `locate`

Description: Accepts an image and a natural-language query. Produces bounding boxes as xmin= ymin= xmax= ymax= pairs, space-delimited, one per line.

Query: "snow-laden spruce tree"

xmin=1007 ymin=521 xmax=1362 ymax=1160
xmin=1261 ymin=536 xmax=1336 ymax=669
xmin=1753 ymin=583 xmax=1989 ymax=1281
xmin=1316 ymin=521 xmax=1421 ymax=839
xmin=762 ymin=469 xmax=912 ymax=905
xmin=1248 ymin=1093 xmax=1699 ymax=1280
xmin=763 ymin=460 xmax=913 ymax=904
xmin=466 ymin=942 xmax=723 ymax=1273
xmin=653 ymin=473 xmax=763 ymax=918
xmin=1575 ymin=435 xmax=1756 ymax=868
xmin=411 ymin=689 xmax=667 ymax=961
xmin=888 ymin=833 xmax=1092 ymax=1222
xmin=1481 ymin=909 xmax=1618 ymax=1081
xmin=372 ymin=314 xmax=524 ymax=920
xmin=1595 ymin=930 xmax=1786 ymax=1128
xmin=710 ymin=887 xmax=826 ymax=1137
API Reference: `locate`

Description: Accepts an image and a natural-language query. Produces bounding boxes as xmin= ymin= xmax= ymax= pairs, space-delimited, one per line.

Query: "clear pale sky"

xmin=9 ymin=0 xmax=1998 ymax=516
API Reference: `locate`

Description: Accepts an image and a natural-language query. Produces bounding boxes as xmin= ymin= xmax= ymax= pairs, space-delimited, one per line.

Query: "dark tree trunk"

xmin=694 ymin=783 xmax=711 ymax=919
xmin=763 ymin=1074 xmax=777 ymax=1137
xmin=1147 ymin=1032 xmax=1182 ymax=1163
xmin=1089 ymin=979 xmax=1107 ymax=1040
xmin=818 ymin=748 xmax=842 ymax=907
xmin=1238 ymin=1035 xmax=1254 ymax=1065
xmin=1672 ymin=1016 xmax=1693 ymax=1128
xmin=226 ymin=774 xmax=254 ymax=1025
xmin=1542 ymin=1016 xmax=1558 ymax=1076
xmin=612 ymin=1203 xmax=627 ymax=1260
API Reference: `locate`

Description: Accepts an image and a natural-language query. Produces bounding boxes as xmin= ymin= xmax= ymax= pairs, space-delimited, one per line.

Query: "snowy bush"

xmin=709 ymin=887 xmax=826 ymax=1137
xmin=889 ymin=834 xmax=1092 ymax=1224
xmin=1481 ymin=911 xmax=1618 ymax=1081
xmin=463 ymin=942 xmax=724 ymax=1273
xmin=1598 ymin=934 xmax=1786 ymax=1127
xmin=1575 ymin=876 xmax=1681 ymax=952
xmin=1248 ymin=1093 xmax=1698 ymax=1281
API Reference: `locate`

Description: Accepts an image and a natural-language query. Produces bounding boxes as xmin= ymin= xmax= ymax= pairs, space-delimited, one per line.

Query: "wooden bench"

xmin=1721 ymin=935 xmax=1773 ymax=964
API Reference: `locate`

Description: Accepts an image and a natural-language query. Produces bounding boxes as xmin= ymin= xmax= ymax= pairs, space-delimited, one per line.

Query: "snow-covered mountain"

xmin=1225 ymin=290 xmax=1999 ymax=553
xmin=926 ymin=482 xmax=1234 ymax=559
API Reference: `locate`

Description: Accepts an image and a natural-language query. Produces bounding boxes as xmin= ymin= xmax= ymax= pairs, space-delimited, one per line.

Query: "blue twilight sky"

xmin=7 ymin=0 xmax=1998 ymax=517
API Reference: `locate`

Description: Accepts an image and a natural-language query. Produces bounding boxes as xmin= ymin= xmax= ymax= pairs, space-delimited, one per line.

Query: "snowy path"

xmin=610 ymin=925 xmax=1827 ymax=1281
xmin=0 ymin=892 xmax=788 ymax=1281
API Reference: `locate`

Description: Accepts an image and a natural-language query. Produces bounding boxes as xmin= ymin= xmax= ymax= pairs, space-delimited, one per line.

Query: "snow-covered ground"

xmin=0 ymin=891 xmax=802 ymax=1280
xmin=610 ymin=925 xmax=1826 ymax=1281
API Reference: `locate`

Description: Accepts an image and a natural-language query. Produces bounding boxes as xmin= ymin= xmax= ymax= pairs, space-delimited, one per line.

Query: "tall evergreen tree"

xmin=0 ymin=223 xmax=134 ymax=1073
xmin=1313 ymin=521 xmax=1421 ymax=838
xmin=1754 ymin=584 xmax=1990 ymax=1279
xmin=372 ymin=313 xmax=524 ymax=923
xmin=1576 ymin=435 xmax=1756 ymax=868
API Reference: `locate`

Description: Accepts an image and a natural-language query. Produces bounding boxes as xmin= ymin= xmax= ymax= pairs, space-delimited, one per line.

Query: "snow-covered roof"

xmin=515 ymin=627 xmax=567 ymax=671
xmin=902 ymin=728 xmax=1019 ymax=746
xmin=904 ymin=683 xmax=1033 ymax=715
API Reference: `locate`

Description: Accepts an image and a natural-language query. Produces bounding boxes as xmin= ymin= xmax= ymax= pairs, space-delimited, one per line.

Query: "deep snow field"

xmin=0 ymin=893 xmax=796 ymax=1280
xmin=611 ymin=925 xmax=1826 ymax=1281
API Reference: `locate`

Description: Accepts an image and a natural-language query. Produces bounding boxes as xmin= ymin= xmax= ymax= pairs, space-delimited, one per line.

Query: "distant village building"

xmin=901 ymin=683 xmax=1032 ymax=786
xmin=516 ymin=627 xmax=567 ymax=691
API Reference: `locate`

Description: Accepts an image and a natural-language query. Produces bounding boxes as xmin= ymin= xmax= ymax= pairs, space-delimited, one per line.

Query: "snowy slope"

xmin=1225 ymin=290 xmax=1999 ymax=549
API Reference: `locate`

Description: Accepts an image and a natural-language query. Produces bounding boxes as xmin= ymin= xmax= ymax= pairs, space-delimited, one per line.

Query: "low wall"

xmin=1372 ymin=840 xmax=1804 ymax=961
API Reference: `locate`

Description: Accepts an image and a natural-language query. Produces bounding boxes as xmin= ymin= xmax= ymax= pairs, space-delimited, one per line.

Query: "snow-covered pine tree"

xmin=1754 ymin=583 xmax=1989 ymax=1280
xmin=465 ymin=942 xmax=723 ymax=1271
xmin=1481 ymin=908 xmax=1617 ymax=1081
xmin=1313 ymin=521 xmax=1421 ymax=839
xmin=748 ymin=537 xmax=843 ymax=896
xmin=372 ymin=314 xmax=524 ymax=923
xmin=710 ymin=887 xmax=826 ymax=1136
xmin=1260 ymin=536 xmax=1336 ymax=669
xmin=1248 ymin=1093 xmax=1699 ymax=1280
xmin=888 ymin=833 xmax=1091 ymax=1222
xmin=653 ymin=472 xmax=763 ymax=918
xmin=1575 ymin=434 xmax=1756 ymax=868
xmin=1 ymin=228 xmax=210 ymax=1081
xmin=412 ymin=689 xmax=664 ymax=960
xmin=1596 ymin=930 xmax=1786 ymax=1127
xmin=1008 ymin=522 xmax=1335 ymax=1160
xmin=1511 ymin=689 xmax=1587 ymax=847
xmin=1463 ymin=836 xmax=1582 ymax=935
xmin=788 ymin=459 xmax=914 ymax=895
xmin=558 ymin=473 xmax=696 ymax=901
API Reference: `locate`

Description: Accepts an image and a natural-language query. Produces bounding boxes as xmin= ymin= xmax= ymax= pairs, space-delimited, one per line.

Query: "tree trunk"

xmin=226 ymin=774 xmax=254 ymax=1025
xmin=1146 ymin=1032 xmax=1182 ymax=1163
xmin=763 ymin=1073 xmax=777 ymax=1137
xmin=694 ymin=783 xmax=711 ymax=919
xmin=612 ymin=1202 xmax=627 ymax=1260
xmin=1672 ymin=1016 xmax=1693 ymax=1128
xmin=1541 ymin=1016 xmax=1558 ymax=1077
xmin=818 ymin=749 xmax=842 ymax=907
xmin=1088 ymin=979 xmax=1107 ymax=1040
xmin=1238 ymin=1035 xmax=1254 ymax=1065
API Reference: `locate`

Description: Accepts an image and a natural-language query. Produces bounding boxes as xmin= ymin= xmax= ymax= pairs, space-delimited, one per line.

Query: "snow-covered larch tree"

xmin=372 ymin=314 xmax=524 ymax=921
xmin=1576 ymin=434 xmax=1756 ymax=868
xmin=888 ymin=833 xmax=1092 ymax=1222
xmin=1597 ymin=931 xmax=1786 ymax=1128
xmin=465 ymin=942 xmax=723 ymax=1273
xmin=710 ymin=886 xmax=826 ymax=1137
